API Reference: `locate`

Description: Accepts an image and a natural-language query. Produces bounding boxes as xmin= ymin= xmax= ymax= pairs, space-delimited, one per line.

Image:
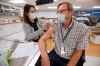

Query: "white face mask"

xmin=29 ymin=13 xmax=37 ymax=19
xmin=57 ymin=13 xmax=67 ymax=23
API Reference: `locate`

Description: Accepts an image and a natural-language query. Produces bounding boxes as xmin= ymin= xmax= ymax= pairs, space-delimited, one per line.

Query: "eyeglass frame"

xmin=56 ymin=9 xmax=69 ymax=14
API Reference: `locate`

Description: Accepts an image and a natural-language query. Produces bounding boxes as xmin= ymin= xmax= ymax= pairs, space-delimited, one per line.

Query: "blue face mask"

xmin=57 ymin=13 xmax=66 ymax=23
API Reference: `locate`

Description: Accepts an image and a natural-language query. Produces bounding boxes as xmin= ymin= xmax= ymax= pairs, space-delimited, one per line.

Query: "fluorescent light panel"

xmin=35 ymin=7 xmax=39 ymax=9
xmin=73 ymin=6 xmax=81 ymax=9
xmin=54 ymin=0 xmax=58 ymax=2
xmin=77 ymin=0 xmax=88 ymax=1
xmin=48 ymin=7 xmax=57 ymax=9
xmin=92 ymin=6 xmax=100 ymax=8
xmin=9 ymin=0 xmax=26 ymax=3
xmin=48 ymin=6 xmax=81 ymax=9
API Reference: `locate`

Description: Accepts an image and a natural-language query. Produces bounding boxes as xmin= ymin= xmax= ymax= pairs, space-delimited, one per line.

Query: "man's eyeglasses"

xmin=56 ymin=9 xmax=68 ymax=14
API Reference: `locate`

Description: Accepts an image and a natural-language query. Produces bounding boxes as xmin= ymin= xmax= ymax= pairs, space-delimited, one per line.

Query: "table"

xmin=90 ymin=33 xmax=100 ymax=44
xmin=10 ymin=42 xmax=40 ymax=66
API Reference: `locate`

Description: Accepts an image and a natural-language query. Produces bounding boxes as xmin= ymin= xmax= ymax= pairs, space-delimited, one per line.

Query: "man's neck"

xmin=63 ymin=18 xmax=72 ymax=29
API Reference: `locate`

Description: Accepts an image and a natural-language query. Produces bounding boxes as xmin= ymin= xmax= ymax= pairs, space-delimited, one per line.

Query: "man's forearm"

xmin=38 ymin=38 xmax=48 ymax=57
xmin=38 ymin=35 xmax=51 ymax=66
xmin=67 ymin=49 xmax=82 ymax=66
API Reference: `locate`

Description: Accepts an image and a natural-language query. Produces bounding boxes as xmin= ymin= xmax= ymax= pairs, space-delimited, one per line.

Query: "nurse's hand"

xmin=50 ymin=21 xmax=56 ymax=29
xmin=34 ymin=36 xmax=39 ymax=40
xmin=41 ymin=55 xmax=50 ymax=66
xmin=42 ymin=22 xmax=48 ymax=31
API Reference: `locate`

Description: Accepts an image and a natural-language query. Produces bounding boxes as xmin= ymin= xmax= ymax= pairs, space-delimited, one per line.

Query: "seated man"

xmin=38 ymin=2 xmax=88 ymax=66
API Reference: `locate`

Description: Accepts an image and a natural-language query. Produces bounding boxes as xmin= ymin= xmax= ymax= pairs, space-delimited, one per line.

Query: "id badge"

xmin=61 ymin=45 xmax=65 ymax=55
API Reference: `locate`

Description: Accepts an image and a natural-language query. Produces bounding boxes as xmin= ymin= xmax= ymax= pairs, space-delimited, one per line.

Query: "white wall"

xmin=0 ymin=23 xmax=23 ymax=38
xmin=0 ymin=1 xmax=23 ymax=17
xmin=37 ymin=10 xmax=57 ymax=18
xmin=19 ymin=8 xmax=24 ymax=17
xmin=0 ymin=1 xmax=56 ymax=18
xmin=0 ymin=1 xmax=57 ymax=38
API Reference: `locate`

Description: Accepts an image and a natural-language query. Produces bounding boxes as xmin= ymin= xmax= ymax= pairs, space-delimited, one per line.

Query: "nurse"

xmin=23 ymin=4 xmax=47 ymax=42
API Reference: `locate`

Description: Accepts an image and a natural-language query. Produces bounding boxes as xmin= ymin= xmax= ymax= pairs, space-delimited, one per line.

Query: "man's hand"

xmin=41 ymin=55 xmax=50 ymax=66
xmin=66 ymin=49 xmax=82 ymax=66
xmin=34 ymin=36 xmax=39 ymax=40
xmin=67 ymin=64 xmax=75 ymax=66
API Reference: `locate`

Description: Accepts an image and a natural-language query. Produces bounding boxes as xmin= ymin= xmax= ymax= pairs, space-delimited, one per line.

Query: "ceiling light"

xmin=92 ymin=6 xmax=100 ymax=8
xmin=48 ymin=6 xmax=81 ymax=9
xmin=35 ymin=7 xmax=39 ymax=9
xmin=73 ymin=6 xmax=81 ymax=9
xmin=54 ymin=0 xmax=58 ymax=2
xmin=48 ymin=7 xmax=57 ymax=9
xmin=9 ymin=0 xmax=26 ymax=3
xmin=77 ymin=0 xmax=88 ymax=1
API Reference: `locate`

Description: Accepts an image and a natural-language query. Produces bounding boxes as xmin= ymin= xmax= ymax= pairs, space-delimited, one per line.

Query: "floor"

xmin=0 ymin=31 xmax=100 ymax=66
xmin=86 ymin=41 xmax=100 ymax=57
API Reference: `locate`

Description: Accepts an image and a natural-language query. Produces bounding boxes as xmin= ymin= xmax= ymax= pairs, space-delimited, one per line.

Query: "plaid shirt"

xmin=53 ymin=20 xmax=88 ymax=59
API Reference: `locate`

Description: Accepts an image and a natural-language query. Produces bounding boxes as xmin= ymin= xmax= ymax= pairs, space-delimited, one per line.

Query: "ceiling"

xmin=1 ymin=0 xmax=100 ymax=10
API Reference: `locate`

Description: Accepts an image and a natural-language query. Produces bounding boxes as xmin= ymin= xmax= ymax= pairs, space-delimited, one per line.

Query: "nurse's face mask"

xmin=29 ymin=13 xmax=37 ymax=19
xmin=29 ymin=7 xmax=37 ymax=19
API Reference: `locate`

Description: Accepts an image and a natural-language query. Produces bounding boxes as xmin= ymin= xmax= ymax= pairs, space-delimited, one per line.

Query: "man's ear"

xmin=69 ymin=11 xmax=73 ymax=16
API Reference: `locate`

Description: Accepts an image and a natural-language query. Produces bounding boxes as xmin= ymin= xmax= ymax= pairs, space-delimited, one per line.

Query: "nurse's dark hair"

xmin=57 ymin=2 xmax=73 ymax=12
xmin=23 ymin=4 xmax=36 ymax=23
xmin=23 ymin=4 xmax=38 ymax=27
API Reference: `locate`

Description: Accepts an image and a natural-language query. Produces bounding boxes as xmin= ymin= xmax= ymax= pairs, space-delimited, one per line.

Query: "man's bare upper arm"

xmin=41 ymin=27 xmax=54 ymax=41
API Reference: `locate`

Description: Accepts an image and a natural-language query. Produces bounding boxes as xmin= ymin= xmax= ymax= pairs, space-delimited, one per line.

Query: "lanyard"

xmin=60 ymin=21 xmax=74 ymax=43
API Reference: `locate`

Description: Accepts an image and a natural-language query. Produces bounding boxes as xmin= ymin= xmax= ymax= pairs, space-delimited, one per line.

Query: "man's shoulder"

xmin=53 ymin=23 xmax=59 ymax=33
xmin=74 ymin=21 xmax=88 ymax=30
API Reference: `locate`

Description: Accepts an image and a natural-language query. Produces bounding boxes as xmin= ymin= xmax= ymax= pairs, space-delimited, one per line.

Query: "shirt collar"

xmin=61 ymin=19 xmax=74 ymax=29
xmin=68 ymin=20 xmax=74 ymax=29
